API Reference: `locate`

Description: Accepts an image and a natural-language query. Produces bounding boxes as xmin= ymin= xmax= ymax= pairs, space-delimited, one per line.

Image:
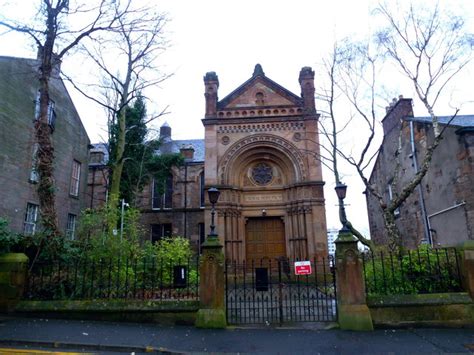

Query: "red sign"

xmin=294 ymin=261 xmax=312 ymax=275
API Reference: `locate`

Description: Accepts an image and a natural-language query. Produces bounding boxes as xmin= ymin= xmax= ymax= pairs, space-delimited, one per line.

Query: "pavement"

xmin=0 ymin=316 xmax=473 ymax=354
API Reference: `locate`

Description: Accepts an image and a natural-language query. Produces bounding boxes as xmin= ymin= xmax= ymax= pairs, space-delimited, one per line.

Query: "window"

xmin=198 ymin=222 xmax=205 ymax=254
xmin=29 ymin=143 xmax=39 ymax=183
xmin=24 ymin=203 xmax=39 ymax=235
xmin=199 ymin=171 xmax=205 ymax=208
xmin=70 ymin=160 xmax=81 ymax=196
xmin=35 ymin=91 xmax=56 ymax=130
xmin=150 ymin=223 xmax=172 ymax=243
xmin=387 ymin=181 xmax=400 ymax=217
xmin=66 ymin=214 xmax=76 ymax=240
xmin=152 ymin=175 xmax=173 ymax=209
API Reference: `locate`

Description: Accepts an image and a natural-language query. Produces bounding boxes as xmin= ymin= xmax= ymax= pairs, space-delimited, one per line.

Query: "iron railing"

xmin=24 ymin=255 xmax=200 ymax=301
xmin=362 ymin=247 xmax=462 ymax=296
xmin=225 ymin=257 xmax=337 ymax=324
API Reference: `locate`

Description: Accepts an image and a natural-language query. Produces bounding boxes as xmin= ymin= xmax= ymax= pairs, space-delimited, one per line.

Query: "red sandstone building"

xmin=89 ymin=65 xmax=329 ymax=261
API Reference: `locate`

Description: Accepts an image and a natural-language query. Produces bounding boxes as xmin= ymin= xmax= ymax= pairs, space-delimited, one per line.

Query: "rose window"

xmin=251 ymin=162 xmax=273 ymax=185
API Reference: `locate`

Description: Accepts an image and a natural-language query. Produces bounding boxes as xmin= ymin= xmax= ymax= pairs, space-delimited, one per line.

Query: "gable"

xmin=217 ymin=68 xmax=302 ymax=111
xmin=224 ymin=80 xmax=298 ymax=109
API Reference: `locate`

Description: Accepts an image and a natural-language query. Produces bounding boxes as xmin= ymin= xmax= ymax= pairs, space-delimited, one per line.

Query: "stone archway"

xmin=215 ymin=134 xmax=315 ymax=261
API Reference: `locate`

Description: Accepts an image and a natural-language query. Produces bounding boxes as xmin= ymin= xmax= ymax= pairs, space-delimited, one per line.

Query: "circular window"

xmin=251 ymin=162 xmax=273 ymax=185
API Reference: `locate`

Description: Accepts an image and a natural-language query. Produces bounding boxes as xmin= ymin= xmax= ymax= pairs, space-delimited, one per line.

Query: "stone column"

xmin=0 ymin=253 xmax=29 ymax=312
xmin=195 ymin=236 xmax=226 ymax=328
xmin=335 ymin=232 xmax=373 ymax=331
xmin=457 ymin=241 xmax=474 ymax=299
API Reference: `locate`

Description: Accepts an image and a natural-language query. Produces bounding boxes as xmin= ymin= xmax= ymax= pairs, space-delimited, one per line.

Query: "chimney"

xmin=159 ymin=122 xmax=172 ymax=142
xmin=90 ymin=150 xmax=105 ymax=165
xmin=382 ymin=96 xmax=413 ymax=136
xmin=204 ymin=71 xmax=219 ymax=118
xmin=180 ymin=144 xmax=195 ymax=161
xmin=298 ymin=66 xmax=316 ymax=114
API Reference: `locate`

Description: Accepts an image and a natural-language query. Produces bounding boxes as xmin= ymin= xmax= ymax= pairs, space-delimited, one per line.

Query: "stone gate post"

xmin=457 ymin=241 xmax=474 ymax=299
xmin=335 ymin=231 xmax=373 ymax=331
xmin=195 ymin=236 xmax=226 ymax=328
xmin=0 ymin=253 xmax=29 ymax=312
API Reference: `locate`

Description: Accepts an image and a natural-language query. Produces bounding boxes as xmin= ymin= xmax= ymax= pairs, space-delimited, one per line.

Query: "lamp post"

xmin=120 ymin=199 xmax=129 ymax=241
xmin=335 ymin=182 xmax=350 ymax=233
xmin=207 ymin=187 xmax=220 ymax=239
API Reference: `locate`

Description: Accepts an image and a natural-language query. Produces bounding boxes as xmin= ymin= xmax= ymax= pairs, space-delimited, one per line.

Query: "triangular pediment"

xmin=217 ymin=67 xmax=302 ymax=110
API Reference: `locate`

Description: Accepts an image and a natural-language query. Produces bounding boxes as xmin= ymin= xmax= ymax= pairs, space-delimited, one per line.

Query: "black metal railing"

xmin=362 ymin=247 xmax=462 ymax=296
xmin=225 ymin=256 xmax=337 ymax=324
xmin=24 ymin=255 xmax=200 ymax=301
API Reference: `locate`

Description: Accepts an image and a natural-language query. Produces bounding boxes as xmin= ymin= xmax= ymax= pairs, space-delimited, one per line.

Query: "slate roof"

xmin=406 ymin=115 xmax=474 ymax=127
xmin=158 ymin=139 xmax=205 ymax=163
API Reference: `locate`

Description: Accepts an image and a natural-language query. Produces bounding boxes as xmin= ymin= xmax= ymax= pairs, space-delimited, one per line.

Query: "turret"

xmin=204 ymin=71 xmax=219 ymax=118
xmin=159 ymin=122 xmax=172 ymax=142
xmin=299 ymin=66 xmax=316 ymax=114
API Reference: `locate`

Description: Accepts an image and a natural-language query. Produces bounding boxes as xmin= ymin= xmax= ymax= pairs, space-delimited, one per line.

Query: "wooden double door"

xmin=245 ymin=217 xmax=286 ymax=261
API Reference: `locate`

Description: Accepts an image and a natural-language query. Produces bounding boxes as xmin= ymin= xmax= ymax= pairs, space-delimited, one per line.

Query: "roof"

xmin=158 ymin=139 xmax=205 ymax=163
xmin=406 ymin=115 xmax=474 ymax=128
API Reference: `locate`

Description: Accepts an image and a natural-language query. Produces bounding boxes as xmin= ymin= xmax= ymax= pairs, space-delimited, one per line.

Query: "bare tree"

xmin=0 ymin=0 xmax=128 ymax=237
xmin=318 ymin=2 xmax=472 ymax=250
xmin=66 ymin=4 xmax=170 ymax=231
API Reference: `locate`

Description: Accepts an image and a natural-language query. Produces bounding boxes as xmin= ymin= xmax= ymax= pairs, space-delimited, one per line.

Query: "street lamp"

xmin=335 ymin=182 xmax=350 ymax=233
xmin=120 ymin=199 xmax=130 ymax=241
xmin=207 ymin=187 xmax=220 ymax=238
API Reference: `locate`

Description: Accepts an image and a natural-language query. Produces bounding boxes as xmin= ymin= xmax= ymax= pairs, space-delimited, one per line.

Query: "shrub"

xmin=362 ymin=245 xmax=462 ymax=295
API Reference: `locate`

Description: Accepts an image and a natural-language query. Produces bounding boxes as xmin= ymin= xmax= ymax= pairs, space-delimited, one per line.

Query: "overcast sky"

xmin=1 ymin=0 xmax=473 ymax=234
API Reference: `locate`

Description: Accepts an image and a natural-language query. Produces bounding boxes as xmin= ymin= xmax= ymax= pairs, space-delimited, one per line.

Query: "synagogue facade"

xmin=105 ymin=65 xmax=329 ymax=262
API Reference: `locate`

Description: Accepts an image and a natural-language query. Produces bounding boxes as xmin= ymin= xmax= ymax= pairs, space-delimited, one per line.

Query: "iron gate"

xmin=225 ymin=257 xmax=337 ymax=325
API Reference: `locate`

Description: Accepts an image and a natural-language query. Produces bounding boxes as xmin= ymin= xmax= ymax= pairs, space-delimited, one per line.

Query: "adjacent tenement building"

xmin=0 ymin=55 xmax=90 ymax=238
xmin=367 ymin=98 xmax=474 ymax=247
xmin=133 ymin=65 xmax=329 ymax=261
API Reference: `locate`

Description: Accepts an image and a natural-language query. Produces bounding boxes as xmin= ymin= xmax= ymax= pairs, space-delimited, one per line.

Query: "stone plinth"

xmin=335 ymin=231 xmax=373 ymax=331
xmin=458 ymin=241 xmax=474 ymax=299
xmin=195 ymin=236 xmax=226 ymax=328
xmin=0 ymin=253 xmax=28 ymax=312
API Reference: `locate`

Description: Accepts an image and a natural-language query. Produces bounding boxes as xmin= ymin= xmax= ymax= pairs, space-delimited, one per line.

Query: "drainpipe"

xmin=409 ymin=121 xmax=432 ymax=245
xmin=90 ymin=167 xmax=96 ymax=208
xmin=184 ymin=163 xmax=188 ymax=238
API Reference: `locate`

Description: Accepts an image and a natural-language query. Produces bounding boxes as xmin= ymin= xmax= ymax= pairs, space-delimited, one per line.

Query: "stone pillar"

xmin=335 ymin=232 xmax=373 ymax=331
xmin=0 ymin=253 xmax=29 ymax=312
xmin=203 ymin=71 xmax=219 ymax=118
xmin=195 ymin=236 xmax=226 ymax=328
xmin=298 ymin=66 xmax=316 ymax=114
xmin=457 ymin=241 xmax=474 ymax=299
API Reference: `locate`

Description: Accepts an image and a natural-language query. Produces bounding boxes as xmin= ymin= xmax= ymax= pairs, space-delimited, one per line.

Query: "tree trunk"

xmin=107 ymin=108 xmax=127 ymax=233
xmin=35 ymin=15 xmax=60 ymax=238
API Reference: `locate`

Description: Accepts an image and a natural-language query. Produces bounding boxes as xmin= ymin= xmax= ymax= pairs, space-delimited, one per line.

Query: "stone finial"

xmin=253 ymin=64 xmax=265 ymax=77
xmin=204 ymin=71 xmax=219 ymax=83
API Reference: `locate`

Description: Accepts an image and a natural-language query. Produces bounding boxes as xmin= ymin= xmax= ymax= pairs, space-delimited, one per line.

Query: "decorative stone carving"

xmin=218 ymin=134 xmax=307 ymax=184
xmin=217 ymin=122 xmax=304 ymax=134
xmin=221 ymin=136 xmax=230 ymax=145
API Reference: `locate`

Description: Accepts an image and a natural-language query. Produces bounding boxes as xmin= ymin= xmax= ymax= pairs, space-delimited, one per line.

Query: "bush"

xmin=26 ymin=206 xmax=199 ymax=300
xmin=0 ymin=218 xmax=20 ymax=254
